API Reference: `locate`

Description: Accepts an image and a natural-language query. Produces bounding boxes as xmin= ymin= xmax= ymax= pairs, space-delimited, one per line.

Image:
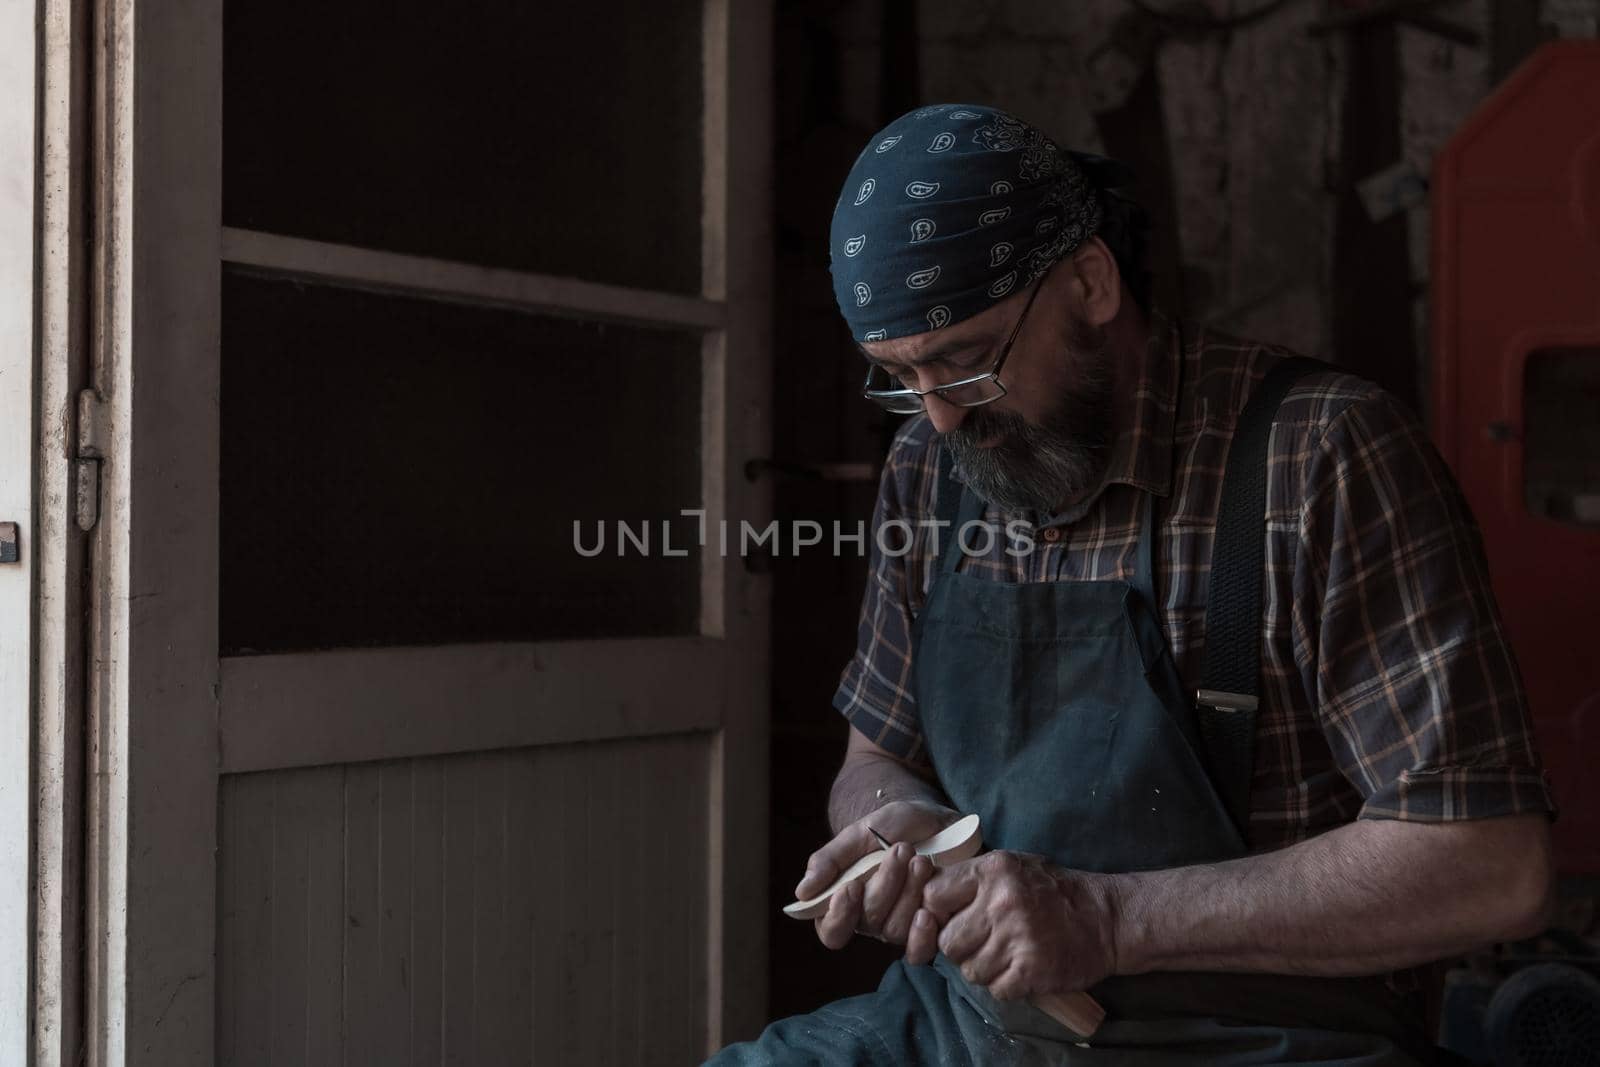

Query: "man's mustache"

xmin=947 ymin=409 xmax=1011 ymax=441
xmin=946 ymin=406 xmax=1028 ymax=448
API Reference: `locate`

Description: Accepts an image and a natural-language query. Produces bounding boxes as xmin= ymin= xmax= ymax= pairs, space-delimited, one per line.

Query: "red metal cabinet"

xmin=1433 ymin=41 xmax=1600 ymax=875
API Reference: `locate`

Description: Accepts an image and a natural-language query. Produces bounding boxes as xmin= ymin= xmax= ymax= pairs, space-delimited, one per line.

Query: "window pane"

xmin=221 ymin=269 xmax=702 ymax=653
xmin=224 ymin=1 xmax=705 ymax=293
xmin=1524 ymin=347 xmax=1600 ymax=525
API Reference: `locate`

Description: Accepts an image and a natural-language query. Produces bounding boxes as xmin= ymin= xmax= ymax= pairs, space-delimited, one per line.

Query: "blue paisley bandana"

xmin=830 ymin=104 xmax=1112 ymax=343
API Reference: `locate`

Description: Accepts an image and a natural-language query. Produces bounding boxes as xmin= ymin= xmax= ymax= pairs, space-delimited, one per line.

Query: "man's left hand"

xmin=906 ymin=851 xmax=1119 ymax=1001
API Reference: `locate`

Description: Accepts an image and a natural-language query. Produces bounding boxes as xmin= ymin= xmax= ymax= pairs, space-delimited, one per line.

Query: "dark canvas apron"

xmin=709 ymin=361 xmax=1434 ymax=1066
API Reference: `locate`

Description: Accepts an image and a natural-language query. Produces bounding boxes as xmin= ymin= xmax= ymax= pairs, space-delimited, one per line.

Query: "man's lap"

xmin=703 ymin=958 xmax=1014 ymax=1067
xmin=703 ymin=958 xmax=1427 ymax=1067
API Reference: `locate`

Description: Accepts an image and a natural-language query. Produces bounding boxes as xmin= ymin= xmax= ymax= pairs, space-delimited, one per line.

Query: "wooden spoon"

xmin=782 ymin=813 xmax=983 ymax=919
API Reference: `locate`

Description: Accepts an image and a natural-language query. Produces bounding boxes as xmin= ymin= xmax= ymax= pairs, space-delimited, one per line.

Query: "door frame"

xmin=83 ymin=1 xmax=773 ymax=1063
xmin=1 ymin=0 xmax=40 ymax=1060
xmin=83 ymin=0 xmax=222 ymax=1062
xmin=33 ymin=0 xmax=93 ymax=1064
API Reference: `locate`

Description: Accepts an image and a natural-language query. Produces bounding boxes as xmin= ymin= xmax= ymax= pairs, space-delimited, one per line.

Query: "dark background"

xmin=762 ymin=0 xmax=1597 ymax=1021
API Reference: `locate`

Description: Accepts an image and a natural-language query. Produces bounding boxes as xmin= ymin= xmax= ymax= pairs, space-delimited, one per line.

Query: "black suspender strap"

xmin=1198 ymin=356 xmax=1324 ymax=840
xmin=934 ymin=445 xmax=975 ymax=576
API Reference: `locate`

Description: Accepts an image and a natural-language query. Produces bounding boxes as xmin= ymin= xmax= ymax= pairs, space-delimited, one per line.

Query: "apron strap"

xmin=1198 ymin=356 xmax=1325 ymax=839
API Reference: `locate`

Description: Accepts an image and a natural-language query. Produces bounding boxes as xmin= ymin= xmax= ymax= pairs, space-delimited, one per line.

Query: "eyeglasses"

xmin=860 ymin=275 xmax=1046 ymax=415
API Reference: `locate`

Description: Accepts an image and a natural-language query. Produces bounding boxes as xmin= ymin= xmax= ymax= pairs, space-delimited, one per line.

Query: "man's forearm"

xmin=1101 ymin=813 xmax=1553 ymax=977
xmin=828 ymin=751 xmax=952 ymax=835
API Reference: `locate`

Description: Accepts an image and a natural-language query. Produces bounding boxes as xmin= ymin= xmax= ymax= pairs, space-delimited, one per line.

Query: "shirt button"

xmin=1041 ymin=527 xmax=1062 ymax=543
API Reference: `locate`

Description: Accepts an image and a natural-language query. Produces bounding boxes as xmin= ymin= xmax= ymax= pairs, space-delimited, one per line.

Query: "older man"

xmin=709 ymin=105 xmax=1554 ymax=1066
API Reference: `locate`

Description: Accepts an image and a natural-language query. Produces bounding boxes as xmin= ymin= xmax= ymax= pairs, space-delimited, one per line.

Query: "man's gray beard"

xmin=942 ymin=322 xmax=1113 ymax=514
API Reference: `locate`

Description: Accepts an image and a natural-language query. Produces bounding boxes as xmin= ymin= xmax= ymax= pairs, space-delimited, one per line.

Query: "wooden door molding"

xmin=217 ymin=638 xmax=726 ymax=773
xmin=33 ymin=1 xmax=94 ymax=1064
xmin=85 ymin=1 xmax=223 ymax=1064
xmin=704 ymin=0 xmax=776 ymax=1047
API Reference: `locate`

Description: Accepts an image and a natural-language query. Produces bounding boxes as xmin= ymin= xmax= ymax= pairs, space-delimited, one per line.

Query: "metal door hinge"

xmin=75 ymin=390 xmax=109 ymax=532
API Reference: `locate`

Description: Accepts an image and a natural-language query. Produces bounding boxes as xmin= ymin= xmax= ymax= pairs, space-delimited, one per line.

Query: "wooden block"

xmin=1035 ymin=990 xmax=1107 ymax=1040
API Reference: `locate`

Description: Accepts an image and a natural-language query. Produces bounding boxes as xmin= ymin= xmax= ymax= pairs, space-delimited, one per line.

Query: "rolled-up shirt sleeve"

xmin=832 ymin=417 xmax=936 ymax=765
xmin=1293 ymin=390 xmax=1555 ymax=822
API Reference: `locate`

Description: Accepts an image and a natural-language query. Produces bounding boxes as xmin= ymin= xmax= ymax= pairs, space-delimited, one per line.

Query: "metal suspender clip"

xmin=1195 ymin=689 xmax=1259 ymax=713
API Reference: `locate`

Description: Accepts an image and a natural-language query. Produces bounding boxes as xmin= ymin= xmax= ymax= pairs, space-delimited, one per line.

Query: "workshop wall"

xmin=917 ymin=0 xmax=1599 ymax=409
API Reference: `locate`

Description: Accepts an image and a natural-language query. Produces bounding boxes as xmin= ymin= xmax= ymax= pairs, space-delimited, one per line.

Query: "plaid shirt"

xmin=834 ymin=313 xmax=1553 ymax=854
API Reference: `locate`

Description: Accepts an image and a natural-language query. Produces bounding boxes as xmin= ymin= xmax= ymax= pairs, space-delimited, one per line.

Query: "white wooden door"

xmin=82 ymin=2 xmax=773 ymax=1064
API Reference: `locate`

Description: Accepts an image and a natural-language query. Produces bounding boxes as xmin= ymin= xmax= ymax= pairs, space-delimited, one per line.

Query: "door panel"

xmin=216 ymin=736 xmax=711 ymax=1065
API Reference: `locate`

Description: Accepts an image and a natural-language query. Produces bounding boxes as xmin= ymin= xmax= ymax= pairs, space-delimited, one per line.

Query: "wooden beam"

xmin=1330 ymin=22 xmax=1420 ymax=410
xmin=1490 ymin=0 xmax=1547 ymax=84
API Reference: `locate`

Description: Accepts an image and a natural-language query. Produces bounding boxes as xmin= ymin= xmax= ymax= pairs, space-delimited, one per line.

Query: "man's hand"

xmin=795 ymin=799 xmax=961 ymax=950
xmin=907 ymin=851 xmax=1118 ymax=1001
